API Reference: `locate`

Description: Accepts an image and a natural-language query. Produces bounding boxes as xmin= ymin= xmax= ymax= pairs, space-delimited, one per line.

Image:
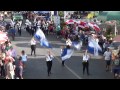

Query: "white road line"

xmin=65 ymin=65 xmax=82 ymax=79
xmin=50 ymin=50 xmax=82 ymax=79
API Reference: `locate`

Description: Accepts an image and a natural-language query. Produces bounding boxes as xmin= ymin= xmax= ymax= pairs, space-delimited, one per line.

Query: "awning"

xmin=97 ymin=11 xmax=120 ymax=22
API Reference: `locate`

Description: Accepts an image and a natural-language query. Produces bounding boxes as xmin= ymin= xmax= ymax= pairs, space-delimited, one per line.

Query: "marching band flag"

xmin=61 ymin=48 xmax=74 ymax=61
xmin=72 ymin=41 xmax=82 ymax=50
xmin=34 ymin=28 xmax=52 ymax=48
xmin=88 ymin=37 xmax=102 ymax=56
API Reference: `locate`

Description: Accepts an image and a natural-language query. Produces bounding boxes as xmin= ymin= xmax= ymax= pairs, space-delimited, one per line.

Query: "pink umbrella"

xmin=65 ymin=19 xmax=76 ymax=24
xmin=105 ymin=20 xmax=116 ymax=25
xmin=0 ymin=31 xmax=8 ymax=44
xmin=88 ymin=22 xmax=100 ymax=32
xmin=93 ymin=25 xmax=100 ymax=32
xmin=78 ymin=21 xmax=89 ymax=29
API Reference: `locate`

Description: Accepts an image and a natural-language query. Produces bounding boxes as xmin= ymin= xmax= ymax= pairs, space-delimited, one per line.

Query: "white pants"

xmin=8 ymin=71 xmax=15 ymax=79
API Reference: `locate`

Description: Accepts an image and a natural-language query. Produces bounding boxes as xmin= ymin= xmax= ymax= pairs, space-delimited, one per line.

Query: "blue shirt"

xmin=8 ymin=29 xmax=16 ymax=34
xmin=21 ymin=54 xmax=27 ymax=62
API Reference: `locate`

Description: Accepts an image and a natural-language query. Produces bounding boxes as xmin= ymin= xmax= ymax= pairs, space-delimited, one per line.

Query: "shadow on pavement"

xmin=14 ymin=37 xmax=31 ymax=42
xmin=27 ymin=54 xmax=45 ymax=57
xmin=23 ymin=57 xmax=78 ymax=79
xmin=15 ymin=42 xmax=64 ymax=49
xmin=15 ymin=43 xmax=30 ymax=48
xmin=55 ymin=55 xmax=114 ymax=79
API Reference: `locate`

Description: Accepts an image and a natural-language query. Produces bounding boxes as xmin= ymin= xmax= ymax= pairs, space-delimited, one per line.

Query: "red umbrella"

xmin=88 ymin=22 xmax=100 ymax=32
xmin=65 ymin=19 xmax=75 ymax=24
xmin=78 ymin=21 xmax=89 ymax=29
xmin=93 ymin=25 xmax=100 ymax=32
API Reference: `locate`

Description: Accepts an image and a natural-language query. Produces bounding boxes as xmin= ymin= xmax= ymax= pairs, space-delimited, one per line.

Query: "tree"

xmin=58 ymin=11 xmax=64 ymax=29
xmin=58 ymin=11 xmax=64 ymax=17
xmin=105 ymin=25 xmax=113 ymax=40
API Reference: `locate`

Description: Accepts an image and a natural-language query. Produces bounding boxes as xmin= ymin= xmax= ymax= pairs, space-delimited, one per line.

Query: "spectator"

xmin=8 ymin=46 xmax=17 ymax=62
xmin=0 ymin=55 xmax=3 ymax=76
xmin=56 ymin=24 xmax=61 ymax=38
xmin=44 ymin=22 xmax=48 ymax=35
xmin=103 ymin=48 xmax=112 ymax=72
xmin=20 ymin=50 xmax=27 ymax=69
xmin=1 ymin=52 xmax=5 ymax=78
xmin=112 ymin=55 xmax=120 ymax=79
xmin=6 ymin=59 xmax=15 ymax=79
xmin=18 ymin=57 xmax=23 ymax=79
xmin=8 ymin=27 xmax=16 ymax=40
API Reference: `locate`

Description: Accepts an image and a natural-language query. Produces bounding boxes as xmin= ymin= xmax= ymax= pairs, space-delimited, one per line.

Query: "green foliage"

xmin=60 ymin=19 xmax=66 ymax=29
xmin=107 ymin=25 xmax=112 ymax=34
xmin=105 ymin=25 xmax=113 ymax=39
xmin=57 ymin=11 xmax=65 ymax=29
xmin=58 ymin=11 xmax=64 ymax=17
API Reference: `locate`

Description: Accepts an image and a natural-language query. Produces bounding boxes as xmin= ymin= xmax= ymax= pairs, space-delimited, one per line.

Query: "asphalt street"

xmin=9 ymin=25 xmax=114 ymax=79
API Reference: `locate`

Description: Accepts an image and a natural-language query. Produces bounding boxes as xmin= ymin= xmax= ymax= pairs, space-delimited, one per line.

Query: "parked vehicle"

xmin=108 ymin=41 xmax=120 ymax=50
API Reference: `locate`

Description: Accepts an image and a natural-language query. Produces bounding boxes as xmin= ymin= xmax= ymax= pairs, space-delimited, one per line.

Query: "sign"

xmin=53 ymin=16 xmax=60 ymax=26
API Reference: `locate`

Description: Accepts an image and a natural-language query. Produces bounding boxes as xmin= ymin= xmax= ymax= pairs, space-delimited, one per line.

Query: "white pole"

xmin=51 ymin=11 xmax=54 ymax=21
xmin=64 ymin=11 xmax=66 ymax=22
xmin=115 ymin=22 xmax=117 ymax=36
